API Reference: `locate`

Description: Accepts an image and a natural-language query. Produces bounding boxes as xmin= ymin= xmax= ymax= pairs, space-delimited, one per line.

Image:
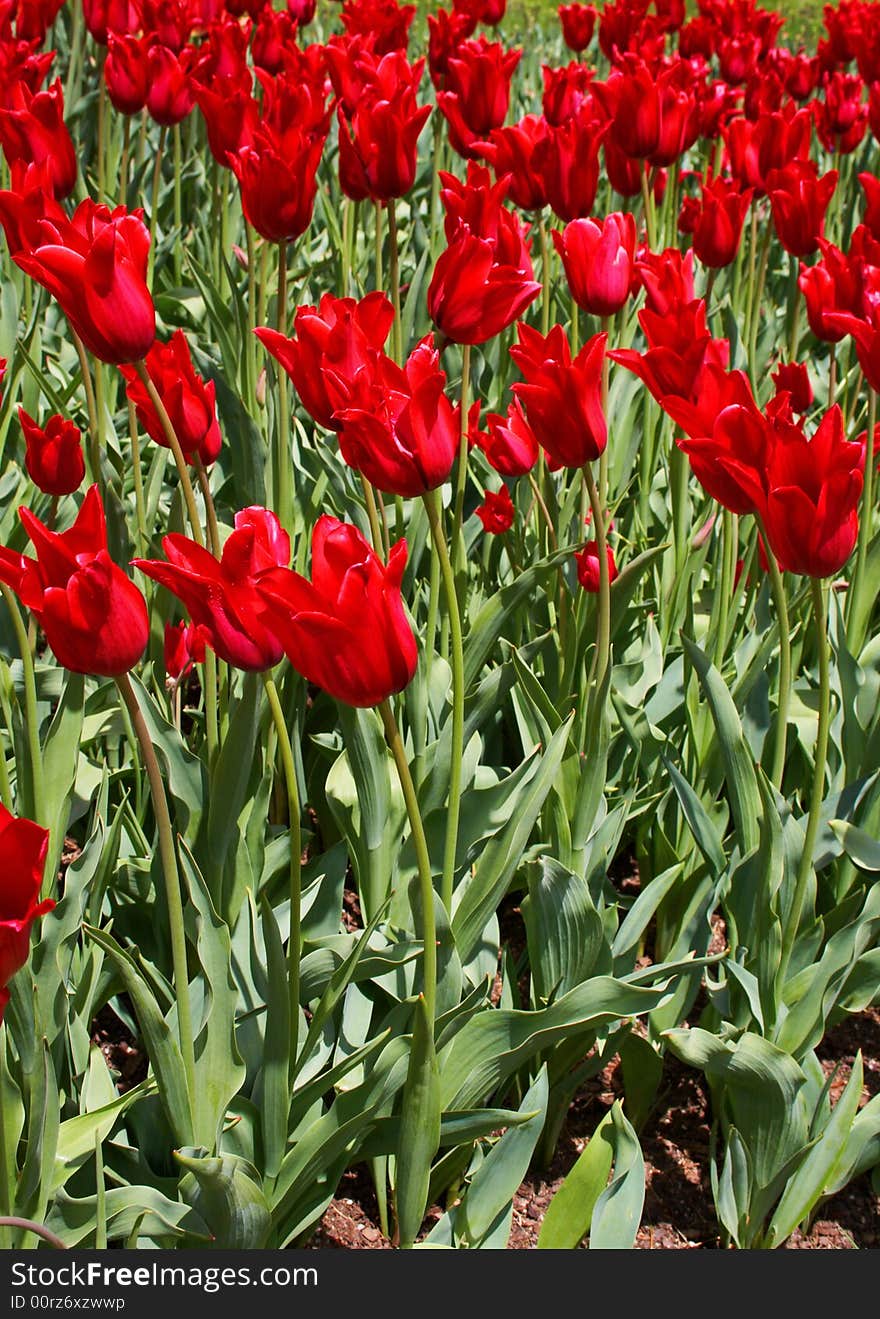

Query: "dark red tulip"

xmin=287 ymin=0 xmax=317 ymax=25
xmin=0 ymin=80 xmax=77 ymax=200
xmin=427 ymin=9 xmax=477 ymax=89
xmin=120 ymin=331 xmax=222 ymax=467
xmin=860 ymin=171 xmax=880 ymax=239
xmin=256 ymin=291 xmax=394 ymax=432
xmin=476 ymin=485 xmax=515 ymax=533
xmin=541 ymin=62 xmax=593 ymax=127
xmin=145 ymin=44 xmax=196 ymax=126
xmin=534 ymin=105 xmax=607 ymax=221
xmin=256 ymin=516 xmax=418 ymax=708
xmin=437 ymin=37 xmax=521 ymax=159
xmin=635 ymin=245 xmax=695 ymax=314
xmin=134 ymin=507 xmax=290 ymax=671
xmin=815 ymin=71 xmax=867 ymax=154
xmin=192 ymin=79 xmax=258 ymax=164
xmin=675 ymin=398 xmax=770 ymax=515
xmin=576 ymin=539 xmax=617 ymax=592
xmin=83 ymin=0 xmax=142 ymax=44
xmin=686 ymin=175 xmax=752 ymax=269
xmin=336 ymin=53 xmax=431 ymax=202
xmin=19 ymin=408 xmax=85 ymax=496
xmin=609 ymin=299 xmax=730 ymax=411
xmin=0 ymin=804 xmax=54 ymax=1023
xmin=0 ymin=486 xmax=149 ymax=675
xmin=767 ymin=161 xmax=838 ymax=258
xmin=105 ymin=35 xmax=150 ymax=116
xmin=164 ymin=619 xmax=206 ymax=682
xmin=558 ymin=3 xmax=597 ymax=51
xmin=141 ymin=0 xmax=193 ymax=51
xmin=339 ymin=0 xmax=415 ymax=55
xmin=553 ymin=212 xmax=636 ymax=316
xmin=476 ymin=398 xmax=539 ymax=476
xmin=252 ymin=7 xmax=299 ymax=74
xmin=510 ymin=324 xmax=607 ymax=468
xmin=771 ymin=361 xmax=813 ymax=414
xmin=798 ymin=238 xmax=863 ymax=344
xmin=475 ymin=115 xmax=551 ymax=213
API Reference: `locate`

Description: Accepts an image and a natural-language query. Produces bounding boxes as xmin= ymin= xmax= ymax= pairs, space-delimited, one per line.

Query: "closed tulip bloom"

xmin=594 ymin=56 xmax=660 ymax=160
xmin=163 ymin=619 xmax=206 ymax=682
xmin=19 ymin=408 xmax=85 ymax=496
xmin=146 ymin=44 xmax=195 ymax=126
xmin=256 ymin=291 xmax=394 ymax=432
xmin=120 ymin=331 xmax=222 ymax=466
xmin=105 ymin=35 xmax=150 ymax=116
xmin=477 ymin=398 xmax=539 ymax=475
xmin=475 ymin=116 xmax=551 ymax=213
xmin=134 ymin=508 xmax=290 ymax=671
xmin=798 ymin=238 xmax=862 ymax=343
xmin=3 ymin=197 xmax=155 ymax=365
xmin=476 ymin=484 xmax=515 ymax=533
xmin=256 ymin=517 xmax=417 ymax=708
xmin=688 ymin=175 xmax=752 ymax=269
xmin=331 ymin=338 xmax=459 ymax=497
xmin=0 ymin=80 xmax=77 ymax=200
xmin=635 ymin=245 xmax=695 ymax=314
xmin=608 ymin=300 xmax=729 ymax=409
xmin=559 ymin=3 xmax=597 ymax=51
xmin=533 ymin=107 xmax=606 ymax=221
xmin=576 ymin=539 xmax=618 ymax=592
xmin=230 ymin=111 xmax=329 ymax=243
xmin=337 ymin=72 xmax=431 ymax=202
xmin=141 ymin=0 xmax=193 ymax=52
xmin=675 ymin=399 xmax=770 ymax=515
xmin=824 ymin=284 xmax=880 ymax=393
xmin=340 ymin=0 xmax=415 ymax=55
xmin=772 ymin=361 xmax=813 ymax=414
xmin=766 ymin=161 xmax=838 ymax=258
xmin=192 ymin=78 xmax=258 ymax=164
xmin=428 ymin=165 xmax=541 ymax=344
xmin=83 ymin=0 xmax=142 ymax=44
xmin=437 ymin=36 xmax=521 ymax=159
xmin=0 ymin=486 xmax=149 ymax=676
xmin=252 ymin=7 xmax=300 ymax=74
xmin=510 ymin=324 xmax=607 ymax=467
xmin=815 ymin=71 xmax=867 ymax=154
xmin=541 ymin=63 xmax=594 ymax=126
xmin=553 ymin=212 xmax=636 ymax=316
xmin=761 ymin=405 xmax=864 ymax=578
xmin=427 ymin=9 xmax=478 ymax=88
xmin=0 ymin=804 xmax=54 ymax=1023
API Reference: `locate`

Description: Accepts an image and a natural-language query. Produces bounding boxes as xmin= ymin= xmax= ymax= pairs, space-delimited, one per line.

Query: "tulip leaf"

xmin=460 ymin=1065 xmax=548 ymax=1245
xmin=45 ymin=1185 xmax=211 ymax=1248
xmin=258 ymin=890 xmax=291 ymax=1180
xmin=589 ymin=1102 xmax=645 ymax=1249
xmin=54 ymin=1077 xmax=155 ymax=1191
xmin=538 ymin=1107 xmax=615 ymax=1249
xmin=396 ymin=995 xmax=441 ymax=1248
xmin=828 ymin=819 xmax=880 ymax=871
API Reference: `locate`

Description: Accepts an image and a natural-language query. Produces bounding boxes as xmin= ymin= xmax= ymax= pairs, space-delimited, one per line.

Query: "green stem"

xmin=374 ymin=200 xmax=383 ymax=292
xmin=780 ymin=578 xmax=830 ymax=980
xmin=451 ymin=343 xmax=471 ymax=576
xmin=378 ymin=699 xmax=436 ymax=1019
xmin=173 ymin=124 xmax=183 ymax=286
xmin=423 ymin=491 xmax=464 ymax=914
xmin=539 ymin=213 xmax=551 ymax=337
xmin=759 ymin=522 xmax=792 ymax=790
xmin=640 ymin=165 xmax=657 ymax=251
xmin=147 ymin=125 xmax=168 ymax=289
xmin=713 ymin=509 xmax=736 ymax=670
xmin=360 ymin=475 xmax=385 ymax=557
xmin=847 ymin=385 xmax=876 ymax=653
xmin=388 ymin=203 xmax=402 ymax=364
xmin=582 ymin=466 xmax=611 ymax=701
xmin=262 ymin=673 xmax=302 ymax=1076
xmin=73 ymin=332 xmax=101 ymax=487
xmin=276 ymin=241 xmax=292 ymax=537
xmin=118 ymin=114 xmax=131 ymax=207
xmin=0 ymin=1025 xmax=12 ymax=1249
xmin=0 ymin=584 xmax=44 ymax=836
xmin=748 ymin=220 xmax=772 ymax=385
xmin=115 ymin=672 xmax=196 ymax=1107
xmin=245 ymin=224 xmax=258 ymax=417
xmin=133 ymin=361 xmax=205 ymax=548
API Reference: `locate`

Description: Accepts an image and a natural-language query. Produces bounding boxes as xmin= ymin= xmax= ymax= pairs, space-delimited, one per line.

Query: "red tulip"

xmin=436 ymin=37 xmax=521 ymax=159
xmin=723 ymin=105 xmax=813 ymax=195
xmin=685 ymin=175 xmax=752 ymax=269
xmin=330 ymin=337 xmax=459 ymax=497
xmin=771 ymin=361 xmax=813 ymax=414
xmin=252 ymin=7 xmax=299 ymax=74
xmin=339 ymin=0 xmax=415 ymax=55
xmin=761 ymin=404 xmax=864 ymax=578
xmin=798 ymin=238 xmax=863 ymax=344
xmin=427 ymin=9 xmax=477 ymax=89
xmin=553 ymin=212 xmax=636 ymax=316
xmin=336 ymin=53 xmax=431 ymax=202
xmin=0 ymin=804 xmax=54 ymax=1023
xmin=476 ymin=484 xmax=515 ymax=533
xmin=9 ymin=0 xmax=65 ymax=42
xmin=163 ymin=619 xmax=206 ymax=681
xmin=861 ymin=171 xmax=880 ymax=239
xmin=510 ymin=324 xmax=607 ymax=468
xmin=105 ymin=35 xmax=150 ymax=116
xmin=675 ymin=398 xmax=770 ymax=515
xmin=541 ymin=62 xmax=594 ymax=127
xmin=0 ymin=80 xmax=77 ymax=200
xmin=533 ymin=105 xmax=606 ymax=221
xmin=608 ymin=299 xmax=729 ymax=411
xmin=453 ymin=0 xmax=507 ymax=27
xmin=141 ymin=0 xmax=193 ymax=51
xmin=766 ymin=161 xmax=838 ymax=258
xmin=815 ymin=71 xmax=867 ymax=154
xmin=474 ymin=115 xmax=551 ymax=213
xmin=475 ymin=398 xmax=539 ymax=476
xmin=558 ymin=3 xmax=597 ymax=51
xmin=120 ymin=331 xmax=222 ymax=466
xmin=145 ymin=44 xmax=195 ymax=126
xmin=635 ymin=245 xmax=695 ymax=314
xmin=134 ymin=507 xmax=290 ymax=671
xmin=192 ymin=79 xmax=258 ymax=164
xmin=576 ymin=539 xmax=617 ymax=592
xmin=287 ymin=0 xmax=317 ymax=25
xmin=256 ymin=291 xmax=394 ymax=432
xmin=427 ymin=164 xmax=541 ymax=345
xmin=256 ymin=517 xmax=417 ymax=707
xmin=83 ymin=0 xmax=142 ymax=44
xmin=19 ymin=408 xmax=85 ymax=496
xmin=0 ymin=486 xmax=149 ymax=676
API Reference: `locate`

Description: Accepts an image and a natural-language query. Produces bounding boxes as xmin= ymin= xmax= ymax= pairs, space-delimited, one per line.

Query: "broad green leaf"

xmin=396 ymin=996 xmax=441 ymax=1248
xmin=538 ymin=1108 xmax=615 ymax=1249
xmin=589 ymin=1102 xmax=645 ymax=1249
xmin=461 ymin=1066 xmax=548 ymax=1245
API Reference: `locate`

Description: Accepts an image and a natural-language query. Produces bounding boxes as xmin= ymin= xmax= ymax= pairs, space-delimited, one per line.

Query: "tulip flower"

xmin=576 ymin=539 xmax=618 ymax=592
xmin=427 ymin=9 xmax=478 ymax=88
xmin=141 ymin=0 xmax=193 ymax=52
xmin=510 ymin=324 xmax=607 ymax=467
xmin=684 ymin=175 xmax=753 ymax=269
xmin=542 ymin=63 xmax=594 ymax=127
xmin=83 ymin=0 xmax=142 ymax=44
xmin=609 ymin=300 xmax=730 ymax=411
xmin=105 ymin=35 xmax=150 ymax=116
xmin=255 ymin=516 xmax=418 ymax=708
xmin=18 ymin=408 xmax=85 ymax=496
xmin=474 ymin=115 xmax=551 ymax=213
xmin=476 ymin=485 xmax=516 ymax=533
xmin=0 ymin=80 xmax=77 ymax=200
xmin=558 ymin=3 xmax=597 ymax=51
xmin=475 ymin=398 xmax=539 ymax=476
xmin=256 ymin=291 xmax=395 ymax=432
xmin=134 ymin=508 xmax=290 ymax=671
xmin=760 ymin=404 xmax=864 ymax=578
xmin=436 ymin=37 xmax=521 ymax=158
xmin=427 ymin=164 xmax=541 ymax=344
xmin=798 ymin=238 xmax=863 ymax=344
xmin=815 ymin=71 xmax=867 ymax=154
xmin=553 ymin=212 xmax=636 ymax=316
xmin=533 ymin=106 xmax=606 ymax=221
xmin=771 ymin=361 xmax=813 ymax=414
xmin=635 ymin=245 xmax=695 ymax=314
xmin=336 ymin=54 xmax=432 ymax=202
xmin=145 ymin=44 xmax=196 ymax=126
xmin=0 ymin=195 xmax=155 ymax=365
xmin=340 ymin=0 xmax=415 ymax=55
xmin=0 ymin=804 xmax=54 ymax=1023
xmin=766 ymin=161 xmax=838 ymax=258
xmin=0 ymin=486 xmax=149 ymax=676
xmin=330 ymin=338 xmax=459 ymax=497
xmin=120 ymin=331 xmax=222 ymax=466
xmin=252 ymin=7 xmax=300 ymax=74
xmin=674 ymin=399 xmax=771 ymax=515
xmin=164 ymin=619 xmax=206 ymax=682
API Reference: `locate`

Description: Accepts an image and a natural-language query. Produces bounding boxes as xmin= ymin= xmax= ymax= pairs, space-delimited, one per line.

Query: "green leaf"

xmin=522 ymin=855 xmax=609 ymax=1002
xmin=396 ymin=996 xmax=441 ymax=1248
xmin=461 ymin=1066 xmax=549 ymax=1245
xmin=46 ymin=1185 xmax=210 ymax=1248
xmin=258 ymin=892 xmax=291 ymax=1179
xmin=176 ymin=1150 xmax=272 ymax=1249
xmin=54 ymin=1078 xmax=155 ymax=1192
xmin=538 ymin=1108 xmax=615 ymax=1249
xmin=589 ymin=1102 xmax=645 ymax=1249
xmin=663 ymin=754 xmax=727 ymax=873
xmin=41 ymin=671 xmax=84 ymax=893
xmin=829 ymin=820 xmax=880 ymax=871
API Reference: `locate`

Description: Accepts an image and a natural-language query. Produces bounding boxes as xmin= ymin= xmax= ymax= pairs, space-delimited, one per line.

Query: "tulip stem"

xmin=115 ymin=671 xmax=196 ymax=1109
xmin=133 ymin=361 xmax=205 ymax=549
xmin=245 ymin=224 xmax=258 ymax=416
xmin=747 ymin=219 xmax=772 ymax=385
xmin=539 ymin=214 xmax=552 ymax=337
xmin=640 ymin=165 xmax=657 ymax=252
xmin=73 ymin=333 xmax=101 ymax=487
xmin=829 ymin=345 xmax=837 ymax=409
xmin=97 ymin=74 xmax=107 ymax=203
xmin=0 ymin=1024 xmax=12 ymax=1249
xmin=378 ymin=698 xmax=436 ymax=1020
xmin=712 ymin=509 xmax=736 ymax=670
xmin=147 ymin=126 xmax=168 ymax=289
xmin=423 ymin=490 xmax=464 ymax=915
xmin=262 ymin=673 xmax=302 ymax=1076
xmin=127 ymin=401 xmax=148 ymax=559
xmin=0 ymin=1217 xmax=67 ymax=1250
xmin=193 ymin=455 xmax=220 ymax=559
xmin=360 ymin=475 xmax=384 ymax=558
xmin=847 ymin=385 xmax=876 ymax=653
xmin=276 ymin=241 xmax=292 ymax=539
xmin=388 ymin=204 xmax=402 ymax=364
xmin=173 ymin=125 xmax=183 ymax=286
xmin=0 ymin=584 xmax=44 ymax=846
xmin=758 ymin=518 xmax=791 ymax=790
xmin=451 ymin=343 xmax=471 ymax=577
xmin=119 ymin=115 xmax=131 ymax=208
xmin=582 ymin=465 xmax=611 ymax=703
xmin=780 ymin=577 xmax=830 ymax=984
xmin=374 ymin=201 xmax=383 ymax=293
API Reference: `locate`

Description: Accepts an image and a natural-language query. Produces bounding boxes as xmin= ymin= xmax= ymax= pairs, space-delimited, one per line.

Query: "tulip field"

xmin=1 ymin=0 xmax=880 ymax=1256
